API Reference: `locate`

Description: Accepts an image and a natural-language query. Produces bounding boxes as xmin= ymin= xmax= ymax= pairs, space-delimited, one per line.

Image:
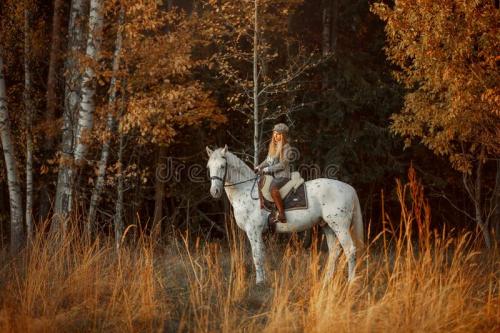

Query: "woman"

xmin=255 ymin=123 xmax=294 ymax=223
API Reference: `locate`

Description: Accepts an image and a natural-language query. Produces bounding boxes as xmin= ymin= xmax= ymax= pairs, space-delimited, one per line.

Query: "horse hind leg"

xmin=322 ymin=225 xmax=341 ymax=280
xmin=324 ymin=216 xmax=357 ymax=282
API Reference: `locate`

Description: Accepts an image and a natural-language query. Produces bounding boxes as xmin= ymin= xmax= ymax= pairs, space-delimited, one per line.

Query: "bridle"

xmin=209 ymin=156 xmax=228 ymax=184
xmin=209 ymin=155 xmax=260 ymax=199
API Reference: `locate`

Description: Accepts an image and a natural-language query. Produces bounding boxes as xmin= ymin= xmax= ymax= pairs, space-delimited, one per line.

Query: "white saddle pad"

xmin=261 ymin=171 xmax=304 ymax=202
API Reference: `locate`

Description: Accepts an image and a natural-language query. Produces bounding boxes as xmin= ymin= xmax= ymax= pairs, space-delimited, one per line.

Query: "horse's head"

xmin=206 ymin=144 xmax=228 ymax=199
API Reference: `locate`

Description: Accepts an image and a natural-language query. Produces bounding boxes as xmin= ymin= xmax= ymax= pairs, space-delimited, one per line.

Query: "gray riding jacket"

xmin=257 ymin=143 xmax=293 ymax=179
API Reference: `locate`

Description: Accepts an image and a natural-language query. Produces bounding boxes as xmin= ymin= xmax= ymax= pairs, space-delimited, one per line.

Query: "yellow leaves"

xmin=481 ymin=88 xmax=500 ymax=116
xmin=370 ymin=3 xmax=390 ymax=21
xmin=374 ymin=0 xmax=500 ymax=169
xmin=123 ymin=78 xmax=224 ymax=144
xmin=449 ymin=154 xmax=473 ymax=174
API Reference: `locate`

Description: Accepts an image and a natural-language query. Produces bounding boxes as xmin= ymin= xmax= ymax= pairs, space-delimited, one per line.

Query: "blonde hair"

xmin=268 ymin=132 xmax=288 ymax=161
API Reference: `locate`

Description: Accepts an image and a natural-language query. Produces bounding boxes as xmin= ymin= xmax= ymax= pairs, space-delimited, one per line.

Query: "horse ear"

xmin=222 ymin=144 xmax=228 ymax=155
xmin=206 ymin=146 xmax=213 ymax=157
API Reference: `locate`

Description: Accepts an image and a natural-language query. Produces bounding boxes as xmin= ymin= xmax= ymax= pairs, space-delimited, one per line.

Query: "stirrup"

xmin=267 ymin=214 xmax=277 ymax=233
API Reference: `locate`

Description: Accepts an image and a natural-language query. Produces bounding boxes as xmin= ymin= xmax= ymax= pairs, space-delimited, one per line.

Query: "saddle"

xmin=259 ymin=171 xmax=308 ymax=212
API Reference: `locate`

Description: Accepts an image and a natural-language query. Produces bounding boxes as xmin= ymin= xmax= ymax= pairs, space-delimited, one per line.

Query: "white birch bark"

xmin=53 ymin=0 xmax=90 ymax=229
xmin=74 ymin=0 xmax=105 ymax=163
xmin=0 ymin=51 xmax=24 ymax=253
xmin=24 ymin=5 xmax=34 ymax=241
xmin=87 ymin=7 xmax=124 ymax=236
xmin=54 ymin=0 xmax=103 ymax=232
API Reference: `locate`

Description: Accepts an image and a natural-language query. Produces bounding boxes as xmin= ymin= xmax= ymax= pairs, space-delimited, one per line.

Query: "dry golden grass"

xmin=0 ymin=174 xmax=499 ymax=332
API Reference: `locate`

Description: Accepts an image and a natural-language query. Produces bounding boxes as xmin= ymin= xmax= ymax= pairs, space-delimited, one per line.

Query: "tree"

xmin=24 ymin=0 xmax=34 ymax=241
xmin=39 ymin=0 xmax=65 ymax=220
xmin=0 ymin=49 xmax=24 ymax=253
xmin=53 ymin=0 xmax=90 ymax=230
xmin=372 ymin=0 xmax=500 ymax=247
xmin=115 ymin=0 xmax=226 ymax=152
xmin=53 ymin=0 xmax=105 ymax=233
xmin=204 ymin=0 xmax=320 ymax=165
xmin=87 ymin=4 xmax=124 ymax=237
xmin=83 ymin=0 xmax=226 ymax=235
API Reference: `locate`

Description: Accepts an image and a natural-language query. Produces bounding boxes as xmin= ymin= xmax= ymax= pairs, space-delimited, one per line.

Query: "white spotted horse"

xmin=206 ymin=145 xmax=364 ymax=284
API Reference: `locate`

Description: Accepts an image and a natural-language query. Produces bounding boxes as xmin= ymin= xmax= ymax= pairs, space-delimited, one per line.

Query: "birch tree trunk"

xmin=253 ymin=0 xmax=260 ymax=166
xmin=87 ymin=7 xmax=124 ymax=236
xmin=24 ymin=5 xmax=34 ymax=241
xmin=74 ymin=0 xmax=104 ymax=163
xmin=0 ymin=51 xmax=24 ymax=253
xmin=53 ymin=0 xmax=89 ymax=230
xmin=54 ymin=0 xmax=103 ymax=232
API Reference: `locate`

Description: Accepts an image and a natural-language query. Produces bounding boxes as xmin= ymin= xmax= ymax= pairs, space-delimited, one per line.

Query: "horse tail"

xmin=352 ymin=191 xmax=364 ymax=250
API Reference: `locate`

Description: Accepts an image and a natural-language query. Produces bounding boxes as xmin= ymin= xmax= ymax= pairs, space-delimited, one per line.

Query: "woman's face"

xmin=273 ymin=131 xmax=283 ymax=143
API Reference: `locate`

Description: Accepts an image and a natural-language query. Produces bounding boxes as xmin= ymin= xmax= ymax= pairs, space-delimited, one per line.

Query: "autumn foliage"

xmin=372 ymin=0 xmax=500 ymax=172
xmin=0 ymin=0 xmax=499 ymax=331
xmin=119 ymin=1 xmax=226 ymax=145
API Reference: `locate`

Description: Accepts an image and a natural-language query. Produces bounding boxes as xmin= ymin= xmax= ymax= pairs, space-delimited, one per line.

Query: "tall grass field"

xmin=0 ymin=173 xmax=498 ymax=332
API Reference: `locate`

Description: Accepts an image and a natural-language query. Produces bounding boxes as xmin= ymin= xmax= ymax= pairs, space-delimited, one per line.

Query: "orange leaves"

xmin=372 ymin=0 xmax=500 ymax=171
xmin=481 ymin=88 xmax=500 ymax=116
xmin=109 ymin=1 xmax=226 ymax=145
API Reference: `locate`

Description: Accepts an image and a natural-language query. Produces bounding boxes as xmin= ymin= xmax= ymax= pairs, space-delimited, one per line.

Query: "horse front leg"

xmin=246 ymin=228 xmax=266 ymax=284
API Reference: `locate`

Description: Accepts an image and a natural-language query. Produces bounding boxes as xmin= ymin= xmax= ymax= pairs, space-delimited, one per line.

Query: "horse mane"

xmin=222 ymin=150 xmax=255 ymax=179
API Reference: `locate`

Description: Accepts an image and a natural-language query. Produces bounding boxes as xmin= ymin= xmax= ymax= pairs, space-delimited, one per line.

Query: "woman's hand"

xmin=255 ymin=166 xmax=268 ymax=175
